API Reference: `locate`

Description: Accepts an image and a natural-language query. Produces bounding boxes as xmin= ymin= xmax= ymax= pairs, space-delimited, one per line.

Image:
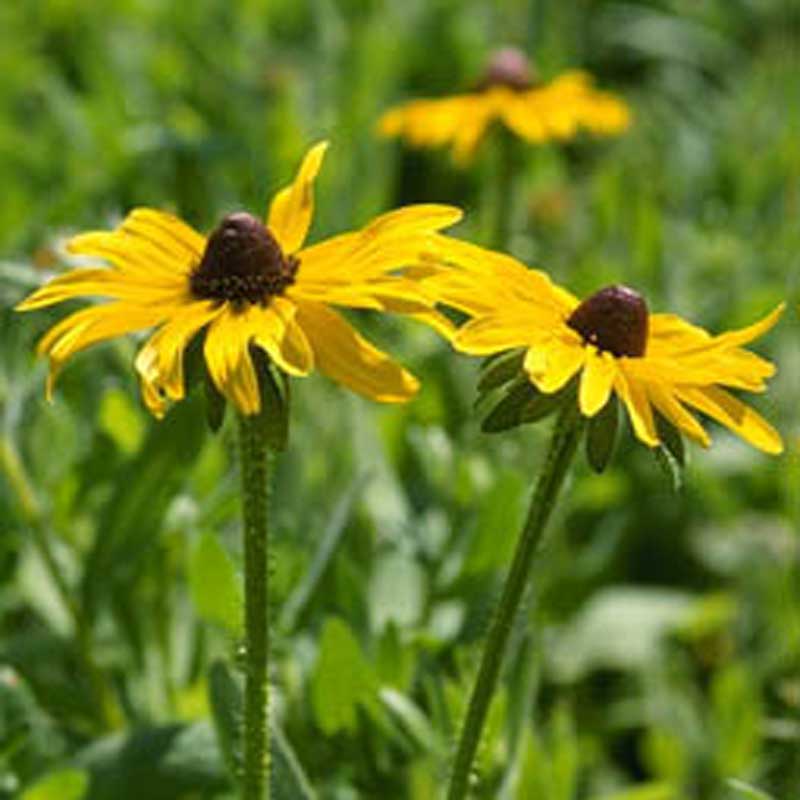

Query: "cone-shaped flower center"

xmin=190 ymin=212 xmax=298 ymax=307
xmin=567 ymin=285 xmax=649 ymax=357
xmin=476 ymin=47 xmax=536 ymax=91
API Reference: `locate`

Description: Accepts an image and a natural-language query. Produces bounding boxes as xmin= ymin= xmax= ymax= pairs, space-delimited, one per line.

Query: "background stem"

xmin=237 ymin=414 xmax=272 ymax=800
xmin=490 ymin=128 xmax=521 ymax=250
xmin=446 ymin=403 xmax=585 ymax=800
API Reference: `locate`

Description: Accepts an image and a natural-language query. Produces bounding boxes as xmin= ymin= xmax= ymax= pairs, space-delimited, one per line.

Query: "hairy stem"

xmin=447 ymin=403 xmax=584 ymax=799
xmin=237 ymin=414 xmax=272 ymax=800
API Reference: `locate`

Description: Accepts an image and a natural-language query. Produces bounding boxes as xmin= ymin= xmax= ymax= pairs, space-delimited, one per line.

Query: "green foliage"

xmin=0 ymin=0 xmax=798 ymax=797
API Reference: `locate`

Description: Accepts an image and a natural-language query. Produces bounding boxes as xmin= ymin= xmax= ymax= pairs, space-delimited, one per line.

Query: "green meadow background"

xmin=1 ymin=0 xmax=799 ymax=798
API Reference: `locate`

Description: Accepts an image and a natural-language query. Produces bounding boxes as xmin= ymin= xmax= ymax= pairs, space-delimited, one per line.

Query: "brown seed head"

xmin=475 ymin=47 xmax=537 ymax=92
xmin=190 ymin=212 xmax=298 ymax=307
xmin=566 ymin=285 xmax=649 ymax=357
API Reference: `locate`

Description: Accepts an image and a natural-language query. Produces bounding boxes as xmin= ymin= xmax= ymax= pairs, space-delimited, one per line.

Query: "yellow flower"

xmin=426 ymin=239 xmax=784 ymax=454
xmin=378 ymin=47 xmax=631 ymax=164
xmin=16 ymin=142 xmax=462 ymax=417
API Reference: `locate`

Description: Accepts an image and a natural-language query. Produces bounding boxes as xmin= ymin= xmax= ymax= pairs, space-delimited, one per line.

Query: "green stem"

xmin=490 ymin=129 xmax=520 ymax=250
xmin=0 ymin=436 xmax=120 ymax=731
xmin=446 ymin=403 xmax=585 ymax=800
xmin=237 ymin=414 xmax=272 ymax=800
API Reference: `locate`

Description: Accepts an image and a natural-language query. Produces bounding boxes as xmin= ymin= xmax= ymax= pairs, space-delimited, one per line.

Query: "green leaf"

xmin=21 ymin=769 xmax=88 ymax=800
xmin=655 ymin=413 xmax=685 ymax=467
xmin=98 ymin=389 xmax=145 ymax=455
xmin=481 ymin=379 xmax=564 ymax=433
xmin=74 ymin=722 xmax=228 ymax=800
xmin=188 ymin=532 xmax=242 ymax=634
xmin=208 ymin=661 xmax=242 ymax=782
xmin=204 ymin=371 xmax=227 ymax=433
xmin=368 ymin=552 xmax=425 ymax=632
xmin=254 ymin=352 xmax=290 ymax=452
xmin=280 ymin=472 xmax=370 ymax=633
xmin=476 ymin=349 xmax=525 ymax=395
xmin=311 ymin=617 xmax=380 ymax=736
xmin=653 ymin=445 xmax=683 ymax=493
xmin=82 ymin=397 xmax=207 ymax=612
xmin=208 ymin=660 xmax=316 ymax=799
xmin=726 ymin=779 xmax=775 ymax=800
xmin=586 ymin=395 xmax=619 ymax=473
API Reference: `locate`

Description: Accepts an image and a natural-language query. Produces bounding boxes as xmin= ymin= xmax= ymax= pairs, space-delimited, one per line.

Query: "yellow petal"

xmin=203 ymin=308 xmax=261 ymax=416
xmin=614 ymin=366 xmax=659 ymax=447
xmin=676 ymin=386 xmax=783 ymax=455
xmin=120 ymin=208 xmax=206 ymax=262
xmin=527 ymin=337 xmax=585 ymax=394
xmin=267 ymin=141 xmax=329 ymax=255
xmin=296 ymin=302 xmax=419 ymax=402
xmin=16 ymin=267 xmax=186 ymax=311
xmin=578 ymin=348 xmax=616 ymax=417
xmin=453 ymin=314 xmax=536 ymax=355
xmin=250 ymin=297 xmax=314 ymax=377
xmin=711 ymin=303 xmax=785 ymax=349
xmin=135 ymin=301 xmax=222 ymax=403
xmin=36 ymin=303 xmax=168 ymax=397
xmin=646 ymin=381 xmax=710 ymax=448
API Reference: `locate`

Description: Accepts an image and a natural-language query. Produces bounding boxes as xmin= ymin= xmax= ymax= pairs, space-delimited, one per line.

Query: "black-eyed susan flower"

xmin=426 ymin=239 xmax=784 ymax=455
xmin=16 ymin=142 xmax=462 ymax=417
xmin=432 ymin=241 xmax=784 ymax=800
xmin=378 ymin=47 xmax=631 ymax=164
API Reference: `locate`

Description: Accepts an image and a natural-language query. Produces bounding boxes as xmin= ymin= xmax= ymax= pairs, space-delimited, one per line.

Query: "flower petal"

xmin=579 ymin=348 xmax=616 ymax=416
xmin=676 ymin=386 xmax=783 ymax=455
xmin=296 ymin=302 xmax=419 ymax=402
xmin=525 ymin=337 xmax=585 ymax=394
xmin=646 ymin=381 xmax=710 ymax=447
xmin=203 ymin=308 xmax=261 ymax=415
xmin=615 ymin=366 xmax=659 ymax=447
xmin=16 ymin=267 xmax=186 ymax=311
xmin=267 ymin=141 xmax=329 ymax=255
xmin=454 ymin=314 xmax=538 ymax=355
xmin=36 ymin=303 xmax=168 ymax=398
xmin=135 ymin=301 xmax=222 ymax=405
xmin=250 ymin=297 xmax=314 ymax=377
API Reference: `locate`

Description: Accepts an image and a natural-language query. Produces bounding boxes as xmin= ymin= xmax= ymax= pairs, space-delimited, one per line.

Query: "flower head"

xmin=17 ymin=142 xmax=462 ymax=417
xmin=426 ymin=239 xmax=784 ymax=455
xmin=378 ymin=47 xmax=631 ymax=164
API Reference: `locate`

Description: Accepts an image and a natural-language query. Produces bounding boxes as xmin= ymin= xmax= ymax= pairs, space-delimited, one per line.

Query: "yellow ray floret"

xmin=379 ymin=69 xmax=631 ymax=164
xmin=16 ymin=142 xmax=463 ymax=417
xmin=426 ymin=241 xmax=783 ymax=454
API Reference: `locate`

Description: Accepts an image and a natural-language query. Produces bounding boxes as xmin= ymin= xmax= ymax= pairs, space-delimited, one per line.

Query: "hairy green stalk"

xmin=237 ymin=413 xmax=272 ymax=800
xmin=447 ymin=402 xmax=585 ymax=799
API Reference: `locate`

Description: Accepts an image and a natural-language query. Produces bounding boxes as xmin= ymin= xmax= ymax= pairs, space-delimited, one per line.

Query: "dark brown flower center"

xmin=474 ymin=47 xmax=537 ymax=92
xmin=189 ymin=212 xmax=298 ymax=307
xmin=566 ymin=285 xmax=649 ymax=357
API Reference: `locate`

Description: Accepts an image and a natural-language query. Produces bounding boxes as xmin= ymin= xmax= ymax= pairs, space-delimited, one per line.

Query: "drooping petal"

xmin=250 ymin=297 xmax=314 ymax=377
xmin=614 ymin=366 xmax=659 ymax=447
xmin=645 ymin=381 xmax=710 ymax=447
xmin=203 ymin=308 xmax=262 ymax=415
xmin=135 ymin=301 xmax=223 ymax=404
xmin=36 ymin=302 xmax=169 ymax=397
xmin=267 ymin=141 xmax=329 ymax=255
xmin=296 ymin=302 xmax=419 ymax=402
xmin=676 ymin=386 xmax=783 ymax=455
xmin=579 ymin=348 xmax=616 ymax=416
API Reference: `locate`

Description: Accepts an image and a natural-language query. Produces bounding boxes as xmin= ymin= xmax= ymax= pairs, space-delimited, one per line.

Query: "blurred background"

xmin=1 ymin=0 xmax=799 ymax=798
